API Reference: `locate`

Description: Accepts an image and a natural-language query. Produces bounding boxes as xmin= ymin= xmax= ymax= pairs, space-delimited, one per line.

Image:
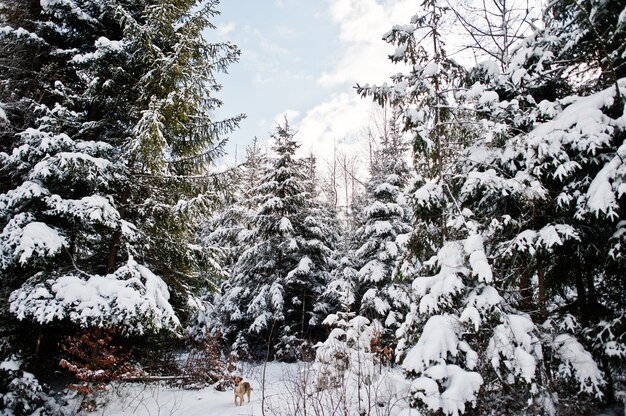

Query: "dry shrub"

xmin=179 ymin=334 xmax=235 ymax=390
xmin=59 ymin=328 xmax=142 ymax=411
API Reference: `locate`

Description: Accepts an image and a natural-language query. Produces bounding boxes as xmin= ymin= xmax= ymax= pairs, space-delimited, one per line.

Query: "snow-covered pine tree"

xmin=300 ymin=152 xmax=341 ymax=344
xmin=202 ymin=139 xmax=268 ymax=285
xmin=104 ymin=0 xmax=243 ymax=307
xmin=358 ymin=0 xmax=470 ymax=265
xmin=358 ymin=0 xmax=619 ymax=413
xmin=451 ymin=0 xmax=626 ymax=410
xmin=346 ymin=110 xmax=413 ymax=342
xmin=0 ymin=0 xmax=241 ymax=388
xmin=195 ymin=139 xmax=268 ymax=341
xmin=216 ymin=123 xmax=338 ymax=360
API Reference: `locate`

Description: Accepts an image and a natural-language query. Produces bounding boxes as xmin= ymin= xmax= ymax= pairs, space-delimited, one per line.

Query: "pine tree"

xmin=457 ymin=0 xmax=626 ymax=409
xmin=299 ymin=153 xmax=341 ymax=342
xmin=348 ymin=111 xmax=413 ymax=340
xmin=202 ymin=139 xmax=268 ymax=282
xmin=358 ymin=0 xmax=470 ymax=263
xmin=358 ymin=0 xmax=624 ymax=413
xmin=0 ymin=0 xmax=242 ymax=391
xmin=216 ymin=123 xmax=337 ymax=360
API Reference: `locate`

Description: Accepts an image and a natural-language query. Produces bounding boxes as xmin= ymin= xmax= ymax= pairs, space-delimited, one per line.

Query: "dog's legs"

xmin=247 ymin=389 xmax=250 ymax=403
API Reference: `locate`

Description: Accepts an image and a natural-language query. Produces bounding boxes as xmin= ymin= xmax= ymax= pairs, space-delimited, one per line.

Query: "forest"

xmin=0 ymin=0 xmax=624 ymax=415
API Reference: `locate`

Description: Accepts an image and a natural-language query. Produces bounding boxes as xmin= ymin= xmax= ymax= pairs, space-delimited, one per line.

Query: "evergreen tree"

xmin=359 ymin=0 xmax=624 ymax=413
xmin=216 ymin=123 xmax=337 ymax=360
xmin=202 ymin=138 xmax=268 ymax=279
xmin=452 ymin=0 xmax=626 ymax=409
xmin=349 ymin=111 xmax=413 ymax=339
xmin=0 ymin=0 xmax=241 ymax=393
xmin=300 ymin=152 xmax=342 ymax=341
xmin=358 ymin=0 xmax=470 ymax=264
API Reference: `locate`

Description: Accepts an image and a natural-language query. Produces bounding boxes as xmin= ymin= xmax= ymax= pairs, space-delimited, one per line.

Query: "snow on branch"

xmin=9 ymin=257 xmax=180 ymax=334
xmin=0 ymin=214 xmax=68 ymax=268
xmin=553 ymin=334 xmax=605 ymax=398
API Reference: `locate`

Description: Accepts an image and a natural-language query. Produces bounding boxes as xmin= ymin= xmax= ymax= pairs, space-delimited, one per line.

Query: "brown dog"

xmin=233 ymin=376 xmax=252 ymax=406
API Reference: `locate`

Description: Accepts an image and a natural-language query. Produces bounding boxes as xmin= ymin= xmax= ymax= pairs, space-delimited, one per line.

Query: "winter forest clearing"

xmin=91 ymin=362 xmax=415 ymax=416
xmin=0 ymin=0 xmax=625 ymax=415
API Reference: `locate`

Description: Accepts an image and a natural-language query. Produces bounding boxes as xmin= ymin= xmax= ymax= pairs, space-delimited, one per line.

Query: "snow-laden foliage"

xmin=0 ymin=355 xmax=68 ymax=416
xmin=315 ymin=314 xmax=381 ymax=390
xmin=396 ymin=233 xmax=605 ymax=415
xmin=359 ymin=0 xmax=625 ymax=413
xmin=9 ymin=257 xmax=179 ymax=334
xmin=0 ymin=0 xmax=241 ymax=397
xmin=212 ymin=123 xmax=339 ymax=360
xmin=397 ymin=234 xmax=545 ymax=415
xmin=313 ymin=311 xmax=406 ymax=416
xmin=456 ymin=41 xmax=626 ymax=415
xmin=332 ymin=111 xmax=413 ymax=353
xmin=201 ymin=139 xmax=268 ymax=276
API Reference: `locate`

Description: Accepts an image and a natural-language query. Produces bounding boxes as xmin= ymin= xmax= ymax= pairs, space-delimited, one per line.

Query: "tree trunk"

xmin=107 ymin=186 xmax=130 ymax=273
xmin=537 ymin=260 xmax=547 ymax=322
xmin=574 ymin=256 xmax=589 ymax=326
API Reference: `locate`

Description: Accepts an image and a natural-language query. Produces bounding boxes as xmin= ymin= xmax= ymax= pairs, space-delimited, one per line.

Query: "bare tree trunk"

xmin=262 ymin=319 xmax=277 ymax=416
xmin=575 ymin=255 xmax=589 ymax=326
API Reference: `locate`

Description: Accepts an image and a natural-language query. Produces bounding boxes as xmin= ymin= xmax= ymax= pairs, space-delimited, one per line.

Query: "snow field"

xmin=96 ymin=362 xmax=420 ymax=416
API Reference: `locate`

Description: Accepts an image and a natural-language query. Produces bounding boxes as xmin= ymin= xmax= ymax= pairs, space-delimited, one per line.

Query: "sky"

xmin=210 ymin=0 xmax=419 ymax=170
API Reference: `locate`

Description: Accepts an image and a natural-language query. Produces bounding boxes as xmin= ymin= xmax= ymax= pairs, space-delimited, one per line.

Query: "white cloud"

xmin=221 ymin=1 xmax=420 ymax=196
xmin=216 ymin=21 xmax=236 ymax=38
xmin=259 ymin=38 xmax=290 ymax=55
xmin=274 ymin=25 xmax=297 ymax=39
xmin=293 ymin=1 xmax=417 ymax=168
xmin=294 ymin=92 xmax=376 ymax=169
xmin=273 ymin=109 xmax=301 ymax=127
xmin=297 ymin=93 xmax=369 ymax=145
xmin=319 ymin=0 xmax=415 ymax=87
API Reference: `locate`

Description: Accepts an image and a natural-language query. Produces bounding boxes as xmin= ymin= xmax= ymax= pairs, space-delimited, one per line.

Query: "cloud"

xmin=216 ymin=21 xmax=236 ymax=38
xmin=259 ymin=38 xmax=290 ymax=55
xmin=298 ymin=93 xmax=368 ymax=145
xmin=292 ymin=0 xmax=417 ymax=166
xmin=273 ymin=109 xmax=301 ymax=127
xmin=293 ymin=92 xmax=377 ymax=169
xmin=319 ymin=0 xmax=415 ymax=87
xmin=274 ymin=25 xmax=297 ymax=39
xmin=236 ymin=25 xmax=299 ymax=85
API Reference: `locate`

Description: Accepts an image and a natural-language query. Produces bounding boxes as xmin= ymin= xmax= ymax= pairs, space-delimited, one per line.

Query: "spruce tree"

xmin=349 ymin=111 xmax=413 ymax=340
xmin=202 ymin=139 xmax=268 ymax=282
xmin=217 ymin=123 xmax=337 ymax=360
xmin=0 ymin=0 xmax=242 ymax=392
xmin=358 ymin=0 xmax=624 ymax=413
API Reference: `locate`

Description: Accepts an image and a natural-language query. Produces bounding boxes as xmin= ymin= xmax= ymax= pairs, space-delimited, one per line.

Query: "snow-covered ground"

xmin=94 ymin=362 xmax=419 ymax=416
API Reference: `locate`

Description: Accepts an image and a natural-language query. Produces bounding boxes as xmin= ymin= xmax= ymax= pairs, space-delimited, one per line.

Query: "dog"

xmin=233 ymin=376 xmax=252 ymax=406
